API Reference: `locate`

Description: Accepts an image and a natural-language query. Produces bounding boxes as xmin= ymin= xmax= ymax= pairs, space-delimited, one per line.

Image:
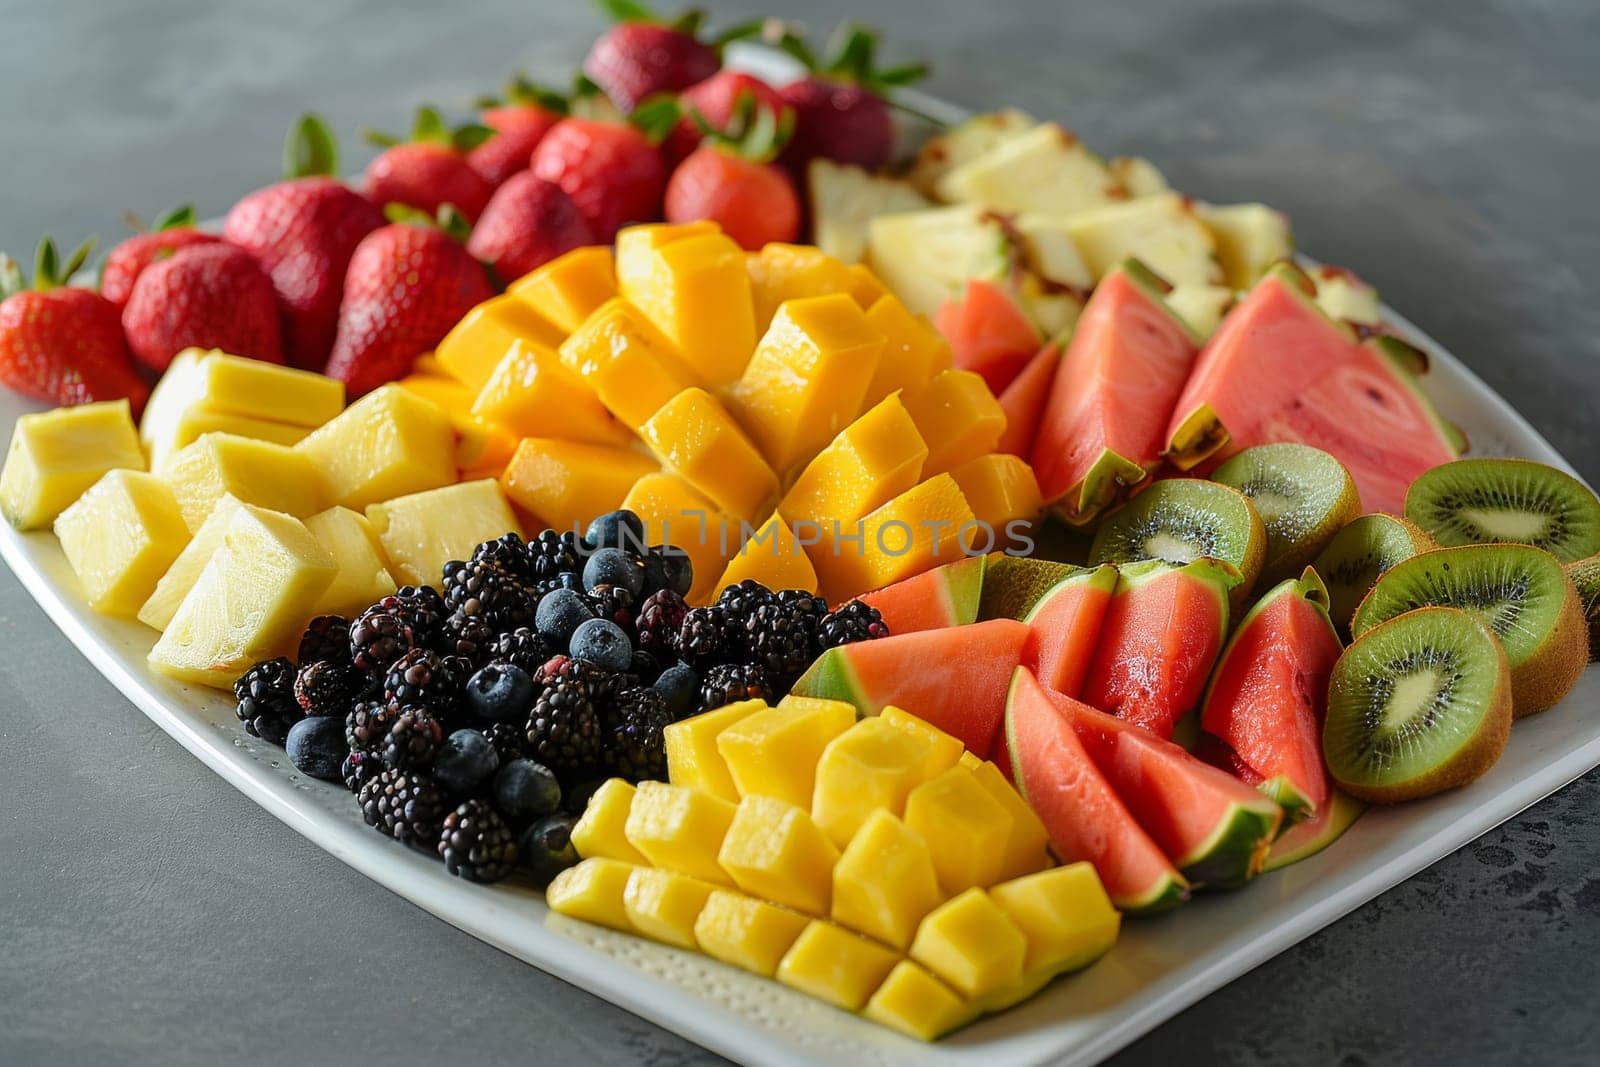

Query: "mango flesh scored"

xmin=148 ymin=505 xmax=337 ymax=687
xmin=909 ymin=887 xmax=1028 ymax=1000
xmin=905 ymin=765 xmax=1013 ymax=895
xmin=296 ymin=385 xmax=457 ymax=511
xmin=366 ymin=479 xmax=521 ymax=587
xmin=303 ymin=506 xmax=397 ymax=618
xmin=558 ymin=298 xmax=701 ymax=431
xmin=693 ymin=889 xmax=811 ymax=977
xmin=616 ymin=221 xmax=719 ymax=299
xmin=502 ymin=438 xmax=657 ymax=537
xmin=725 ymin=294 xmax=886 ymax=477
xmin=877 ymin=706 xmax=966 ymax=781
xmin=665 ymin=699 xmax=766 ymax=802
xmin=776 ymin=920 xmax=902 ymax=1013
xmin=640 ymin=388 xmax=778 ymax=525
xmin=864 ymin=961 xmax=976 ymax=1043
xmin=778 ymin=393 xmax=928 ymax=531
xmin=950 ymin=453 xmax=1044 ymax=531
xmin=433 ymin=294 xmax=567 ymax=390
xmin=745 ymin=243 xmax=862 ymax=334
xmin=1 ymin=399 xmax=145 ymax=529
xmin=623 ymin=867 xmax=720 ymax=949
xmin=831 ymin=808 xmax=945 ymax=950
xmin=714 ymin=513 xmax=819 ymax=597
xmin=809 ymin=473 xmax=978 ymax=602
xmin=622 ymin=472 xmax=740 ymax=605
xmin=718 ymin=794 xmax=840 ymax=916
xmin=716 ymin=697 xmax=856 ymax=809
xmin=967 ymin=758 xmax=1053 ymax=881
xmin=633 ymin=233 xmax=756 ymax=387
xmin=903 ymin=370 xmax=1008 ymax=477
xmin=397 ymin=370 xmax=476 ymax=416
xmin=623 ymin=781 xmax=737 ymax=887
xmin=812 ymin=717 xmax=939 ymax=849
xmin=546 ymin=857 xmax=637 ymax=933
xmin=54 ymin=470 xmax=191 ymax=617
xmin=988 ymin=862 xmax=1121 ymax=977
xmin=471 ymin=338 xmax=629 ymax=445
xmin=843 ymin=263 xmax=889 ymax=311
xmin=160 ymin=432 xmax=329 ymax=533
xmin=571 ymin=778 xmax=650 ymax=865
xmin=138 ymin=495 xmax=245 ymax=630
xmin=454 ymin=418 xmax=519 ymax=481
xmin=861 ymin=294 xmax=953 ymax=408
xmin=506 ymin=246 xmax=617 ymax=335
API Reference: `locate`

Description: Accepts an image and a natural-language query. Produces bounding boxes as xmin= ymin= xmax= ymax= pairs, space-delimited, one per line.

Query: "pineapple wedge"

xmin=1195 ymin=202 xmax=1293 ymax=289
xmin=1 ymin=399 xmax=145 ymax=530
xmin=936 ymin=123 xmax=1123 ymax=215
xmin=55 ymin=470 xmax=191 ymax=617
xmin=295 ymin=384 xmax=457 ymax=511
xmin=1165 ymin=284 xmax=1236 ymax=339
xmin=1108 ymin=155 xmax=1170 ymax=198
xmin=1310 ymin=266 xmax=1382 ymax=326
xmin=160 ymin=432 xmax=330 ymax=532
xmin=366 ymin=479 xmax=521 ymax=587
xmin=865 ymin=205 xmax=1013 ymax=316
xmin=138 ymin=495 xmax=246 ymax=631
xmin=908 ymin=108 xmax=1037 ymax=196
xmin=1064 ymin=193 xmax=1223 ymax=286
xmin=304 ymin=506 xmax=397 ymax=617
xmin=807 ymin=159 xmax=930 ymax=265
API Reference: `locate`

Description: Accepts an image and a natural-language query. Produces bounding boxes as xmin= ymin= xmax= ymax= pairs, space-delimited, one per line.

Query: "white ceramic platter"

xmin=4 ymin=56 xmax=1596 ymax=1067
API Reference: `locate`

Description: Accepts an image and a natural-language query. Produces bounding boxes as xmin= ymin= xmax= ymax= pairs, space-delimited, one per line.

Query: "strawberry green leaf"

xmin=596 ymin=0 xmax=657 ymax=24
xmin=411 ymin=106 xmax=451 ymax=146
xmin=33 ymin=238 xmax=58 ymax=292
xmin=152 ymin=205 xmax=197 ymax=231
xmin=383 ymin=203 xmax=437 ymax=227
xmin=503 ymin=74 xmax=570 ymax=115
xmin=708 ymin=17 xmax=763 ymax=49
xmin=436 ymin=204 xmax=473 ymax=243
xmin=828 ymin=25 xmax=878 ymax=83
xmin=59 ymin=238 xmax=96 ymax=284
xmin=572 ymin=71 xmax=604 ymax=100
xmin=773 ymin=26 xmax=817 ymax=70
xmin=360 ymin=127 xmax=402 ymax=148
xmin=285 ymin=113 xmax=340 ymax=179
xmin=629 ymin=95 xmax=682 ymax=144
xmin=876 ymin=63 xmax=929 ymax=88
xmin=668 ymin=9 xmax=704 ymax=36
xmin=451 ymin=123 xmax=496 ymax=152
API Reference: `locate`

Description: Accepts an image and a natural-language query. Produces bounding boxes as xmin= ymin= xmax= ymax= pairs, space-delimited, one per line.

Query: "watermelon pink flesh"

xmin=1022 ymin=564 xmax=1117 ymax=699
xmin=1005 ymin=668 xmax=1187 ymax=910
xmin=1030 ymin=266 xmax=1200 ymax=505
xmin=996 ymin=342 xmax=1060 ymax=456
xmin=935 ymin=278 xmax=1043 ymax=395
xmin=858 ymin=554 xmax=985 ymax=634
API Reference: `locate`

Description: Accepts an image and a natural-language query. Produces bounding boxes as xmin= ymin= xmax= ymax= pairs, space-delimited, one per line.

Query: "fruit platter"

xmin=3 ymin=8 xmax=1599 ymax=1065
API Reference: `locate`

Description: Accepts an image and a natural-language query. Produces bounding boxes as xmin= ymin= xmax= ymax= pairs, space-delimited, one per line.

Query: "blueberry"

xmin=585 ymin=509 xmax=647 ymax=553
xmin=569 ymin=618 xmax=633 ymax=672
xmin=582 ymin=546 xmax=645 ymax=597
xmin=522 ymin=813 xmax=581 ymax=882
xmin=536 ymin=588 xmax=595 ymax=645
xmin=465 ymin=662 xmax=535 ymax=724
xmin=657 ymin=545 xmax=694 ymax=598
xmin=493 ymin=758 xmax=563 ymax=826
xmin=433 ymin=729 xmax=500 ymax=794
xmin=652 ymin=661 xmax=699 ymax=719
xmin=285 ymin=715 xmax=347 ymax=781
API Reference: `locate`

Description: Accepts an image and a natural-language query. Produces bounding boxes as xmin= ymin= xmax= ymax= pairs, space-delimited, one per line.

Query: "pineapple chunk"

xmin=295 ymin=384 xmax=457 ymax=511
xmin=1108 ymin=155 xmax=1170 ymax=198
xmin=1312 ymin=266 xmax=1382 ymax=325
xmin=160 ymin=432 xmax=329 ymax=532
xmin=1065 ymin=193 xmax=1223 ymax=287
xmin=546 ymin=857 xmax=637 ymax=933
xmin=806 ymin=159 xmax=931 ymax=265
xmin=138 ymin=495 xmax=246 ymax=631
xmin=1011 ymin=215 xmax=1095 ymax=292
xmin=154 ymin=407 xmax=312 ymax=469
xmin=501 ymin=438 xmax=657 ymax=537
xmin=937 ymin=123 xmax=1123 ymax=215
xmin=366 ymin=479 xmax=520 ymax=587
xmin=303 ymin=506 xmax=397 ymax=617
xmin=1195 ymin=202 xmax=1293 ymax=290
xmin=865 ymin=205 xmax=1012 ymax=317
xmin=694 ymin=890 xmax=810 ymax=977
xmin=1 ymin=399 xmax=144 ymax=529
xmin=831 ymin=809 xmax=945 ymax=950
xmin=434 ymin=294 xmax=566 ymax=390
xmin=776 ymin=920 xmax=901 ymax=1013
xmin=571 ymin=778 xmax=649 ymax=865
xmin=909 ymin=888 xmax=1028 ymax=1000
xmin=1166 ymin=283 xmax=1236 ymax=339
xmin=717 ymin=794 xmax=840 ymax=917
xmin=908 ymin=108 xmax=1037 ymax=196
xmin=55 ymin=470 xmax=191 ymax=616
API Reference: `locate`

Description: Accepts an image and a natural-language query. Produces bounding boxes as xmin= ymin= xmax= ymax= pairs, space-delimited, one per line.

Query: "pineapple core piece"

xmin=365 ymin=478 xmax=521 ymax=587
xmin=1 ymin=399 xmax=145 ymax=530
xmin=54 ymin=470 xmax=190 ymax=616
xmin=295 ymin=384 xmax=457 ymax=511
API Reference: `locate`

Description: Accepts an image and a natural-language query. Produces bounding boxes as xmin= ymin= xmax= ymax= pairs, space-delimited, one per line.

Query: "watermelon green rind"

xmin=1055 ymin=447 xmax=1151 ymax=528
xmin=1263 ymin=790 xmax=1366 ymax=871
xmin=1256 ymin=775 xmax=1315 ymax=825
xmin=1118 ymin=257 xmax=1205 ymax=345
xmin=792 ymin=643 xmax=864 ymax=707
xmin=1174 ymin=796 xmax=1283 ymax=888
xmin=859 ymin=554 xmax=988 ymax=633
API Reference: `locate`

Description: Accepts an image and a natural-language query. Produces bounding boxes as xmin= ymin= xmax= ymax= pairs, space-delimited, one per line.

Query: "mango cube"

xmin=296 ymin=385 xmax=457 ymax=511
xmin=571 ymin=778 xmax=649 ymax=865
xmin=745 ymin=243 xmax=861 ymax=334
xmin=366 ymin=479 xmax=520 ymax=587
xmin=903 ymin=370 xmax=1007 ymax=476
xmin=55 ymin=470 xmax=190 ymax=616
xmin=878 ymin=706 xmax=966 ymax=781
xmin=434 ymin=294 xmax=567 ymax=391
xmin=397 ymin=370 xmax=476 ymax=417
xmin=778 ymin=394 xmax=928 ymax=528
xmin=630 ymin=233 xmax=756 ymax=386
xmin=694 ymin=890 xmax=810 ymax=977
xmin=714 ymin=513 xmax=819 ymax=597
xmin=664 ymin=699 xmax=765 ymax=803
xmin=716 ymin=697 xmax=856 ymax=809
xmin=843 ymin=263 xmax=890 ymax=309
xmin=501 ymin=438 xmax=657 ymax=536
xmin=988 ymin=863 xmax=1121 ymax=977
xmin=138 ymin=495 xmax=245 ymax=631
xmin=454 ymin=418 xmax=519 ymax=481
xmin=616 ymin=221 xmax=719 ymax=298
xmin=507 ymin=246 xmax=618 ymax=334
xmin=717 ymin=795 xmax=840 ymax=916
xmin=1 ymin=400 xmax=145 ymax=529
xmin=905 ymin=765 xmax=1013 ymax=895
xmin=160 ymin=432 xmax=328 ymax=532
xmin=810 ymin=473 xmax=978 ymax=601
xmin=471 ymin=338 xmax=629 ymax=445
xmin=863 ymin=961 xmax=976 ymax=1043
xmin=558 ymin=298 xmax=701 ymax=430
xmin=776 ymin=920 xmax=901 ymax=1013
xmin=623 ymin=867 xmax=720 ymax=949
xmin=622 ymin=472 xmax=741 ymax=605
xmin=910 ymin=888 xmax=1028 ymax=1000
xmin=861 ymin=295 xmax=953 ymax=408
xmin=968 ymin=758 xmax=1053 ymax=882
xmin=950 ymin=453 xmax=1044 ymax=530
xmin=831 ymin=809 xmax=945 ymax=950
xmin=546 ymin=857 xmax=637 ymax=933
xmin=302 ymin=506 xmax=397 ymax=618
xmin=623 ymin=781 xmax=737 ymax=887
xmin=812 ymin=718 xmax=940 ymax=848
xmin=640 ymin=389 xmax=778 ymax=524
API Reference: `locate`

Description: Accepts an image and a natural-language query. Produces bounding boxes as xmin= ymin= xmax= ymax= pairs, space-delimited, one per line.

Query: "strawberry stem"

xmin=595 ymin=0 xmax=658 ymax=23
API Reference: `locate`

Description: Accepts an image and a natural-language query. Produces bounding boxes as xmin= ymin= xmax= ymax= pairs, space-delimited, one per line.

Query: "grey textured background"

xmin=3 ymin=0 xmax=1598 ymax=1063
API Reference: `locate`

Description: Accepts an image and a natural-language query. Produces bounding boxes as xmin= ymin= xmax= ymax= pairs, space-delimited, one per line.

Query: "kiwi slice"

xmin=1312 ymin=514 xmax=1435 ymax=634
xmin=1323 ymin=606 xmax=1512 ymax=804
xmin=1213 ymin=443 xmax=1362 ymax=586
xmin=1404 ymin=457 xmax=1600 ymax=562
xmin=1564 ymin=554 xmax=1600 ymax=662
xmin=1351 ymin=543 xmax=1587 ymax=717
xmin=1088 ymin=478 xmax=1266 ymax=598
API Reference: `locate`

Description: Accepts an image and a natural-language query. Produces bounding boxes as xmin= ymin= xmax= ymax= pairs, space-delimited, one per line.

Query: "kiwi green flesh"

xmin=1214 ymin=443 xmax=1357 ymax=580
xmin=1405 ymin=458 xmax=1600 ymax=563
xmin=1565 ymin=555 xmax=1600 ymax=662
xmin=1089 ymin=479 xmax=1257 ymax=572
xmin=1314 ymin=515 xmax=1429 ymax=631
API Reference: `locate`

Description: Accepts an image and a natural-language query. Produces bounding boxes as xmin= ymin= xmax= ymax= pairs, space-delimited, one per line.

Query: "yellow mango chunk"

xmin=905 ymin=765 xmax=1013 ymax=895
xmin=714 ymin=513 xmax=819 ymax=596
xmin=809 ymin=473 xmax=978 ymax=602
xmin=296 ymin=385 xmax=457 ymax=511
xmin=694 ymin=889 xmax=810 ymax=977
xmin=831 ymin=809 xmax=945 ymax=950
xmin=55 ymin=470 xmax=190 ymax=617
xmin=664 ymin=699 xmax=766 ymax=802
xmin=843 ymin=263 xmax=889 ymax=309
xmin=640 ymin=388 xmax=778 ymax=525
xmin=776 ymin=920 xmax=902 ymax=1013
xmin=811 ymin=718 xmax=939 ymax=849
xmin=623 ymin=781 xmax=737 ymax=887
xmin=571 ymin=778 xmax=650 ymax=865
xmin=745 ymin=243 xmax=860 ymax=334
xmin=631 ymin=233 xmax=756 ymax=386
xmin=138 ymin=495 xmax=245 ymax=631
xmin=623 ymin=867 xmax=720 ymax=949
xmin=546 ymin=857 xmax=637 ymax=933
xmin=616 ymin=220 xmax=719 ymax=298
xmin=433 ymin=294 xmax=566 ymax=390
xmin=717 ymin=794 xmax=840 ymax=916
xmin=471 ymin=338 xmax=629 ymax=445
xmin=878 ymin=706 xmax=966 ymax=781
xmin=861 ymin=295 xmax=954 ymax=408
xmin=909 ymin=888 xmax=1028 ymax=1000
xmin=1 ymin=399 xmax=145 ymax=529
xmin=454 ymin=418 xmax=519 ymax=481
xmin=366 ymin=479 xmax=521 ymax=586
xmin=949 ymin=453 xmax=1044 ymax=531
xmin=726 ymin=294 xmax=885 ymax=476
xmin=988 ymin=862 xmax=1121 ymax=977
xmin=778 ymin=393 xmax=928 ymax=529
xmin=303 ymin=506 xmax=398 ymax=618
xmin=863 ymin=961 xmax=976 ymax=1043
xmin=903 ymin=370 xmax=1007 ymax=476
xmin=558 ymin=298 xmax=701 ymax=430
xmin=622 ymin=472 xmax=741 ymax=605
xmin=508 ymin=246 xmax=618 ymax=334
xmin=501 ymin=439 xmax=657 ymax=536
xmin=161 ymin=432 xmax=329 ymax=532
xmin=397 ymin=370 xmax=476 ymax=417
xmin=968 ymin=759 xmax=1053 ymax=882
xmin=716 ymin=697 xmax=856 ymax=809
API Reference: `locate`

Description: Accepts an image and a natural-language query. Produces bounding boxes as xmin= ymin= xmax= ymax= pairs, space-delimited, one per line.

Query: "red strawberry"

xmin=325 ymin=221 xmax=494 ymax=397
xmin=777 ymin=24 xmax=925 ymax=172
xmin=122 ymin=243 xmax=285 ymax=371
xmin=466 ymin=173 xmax=595 ymax=284
xmin=664 ymin=94 xmax=799 ymax=250
xmin=0 ymin=239 xmax=149 ymax=412
xmin=664 ymin=70 xmax=785 ymax=165
xmin=530 ymin=115 xmax=669 ymax=242
xmin=100 ymin=206 xmax=221 ymax=308
xmin=363 ymin=107 xmax=494 ymax=223
xmin=467 ymin=77 xmax=568 ymax=188
xmin=582 ymin=2 xmax=744 ymax=113
xmin=224 ymin=115 xmax=385 ymax=370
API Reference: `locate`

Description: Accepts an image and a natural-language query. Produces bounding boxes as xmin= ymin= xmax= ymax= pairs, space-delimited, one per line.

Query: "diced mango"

xmin=397 ymin=371 xmax=476 ymax=416
xmin=366 ymin=479 xmax=521 ymax=586
xmin=861 ymin=295 xmax=954 ymax=408
xmin=713 ymin=513 xmax=819 ymax=597
xmin=694 ymin=890 xmax=811 ymax=977
xmin=718 ymin=795 xmax=840 ymax=916
xmin=878 ymin=706 xmax=966 ymax=781
xmin=863 ymin=961 xmax=976 ymax=1042
xmin=843 ymin=263 xmax=889 ymax=309
xmin=988 ymin=863 xmax=1121 ymax=978
xmin=303 ymin=505 xmax=397 ymax=618
xmin=716 ymin=697 xmax=856 ymax=809
xmin=434 ymin=293 xmax=567 ymax=390
xmin=454 ymin=418 xmax=519 ymax=481
xmin=831 ymin=809 xmax=945 ymax=950
xmin=508 ymin=246 xmax=618 ymax=333
xmin=664 ymin=699 xmax=766 ymax=803
xmin=909 ymin=888 xmax=1027 ymax=1000
xmin=1 ymin=400 xmax=145 ymax=529
xmin=949 ymin=453 xmax=1044 ymax=531
xmin=160 ymin=432 xmax=328 ymax=532
xmin=623 ymin=867 xmax=720 ymax=949
xmin=903 ymin=370 xmax=1007 ymax=476
xmin=812 ymin=718 xmax=939 ymax=849
xmin=622 ymin=472 xmax=741 ymax=605
xmin=616 ymin=221 xmax=719 ymax=298
xmin=967 ymin=758 xmax=1053 ymax=882
xmin=471 ymin=338 xmax=630 ymax=445
xmin=631 ymin=233 xmax=756 ymax=386
xmin=296 ymin=385 xmax=457 ymax=511
xmin=623 ymin=781 xmax=737 ymax=887
xmin=905 ymin=765 xmax=1013 ymax=895
xmin=557 ymin=298 xmax=701 ymax=430
xmin=55 ymin=470 xmax=190 ymax=616
xmin=502 ymin=438 xmax=657 ymax=537
xmin=546 ymin=857 xmax=637 ymax=933
xmin=745 ymin=243 xmax=860 ymax=334
xmin=572 ymin=778 xmax=650 ymax=865
xmin=138 ymin=495 xmax=245 ymax=631
xmin=778 ymin=394 xmax=928 ymax=528
xmin=640 ymin=389 xmax=778 ymax=525
xmin=809 ymin=473 xmax=978 ymax=601
xmin=776 ymin=920 xmax=901 ymax=1013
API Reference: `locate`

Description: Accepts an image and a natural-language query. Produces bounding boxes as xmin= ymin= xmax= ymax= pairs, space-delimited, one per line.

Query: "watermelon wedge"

xmin=790 ymin=619 xmax=1030 ymax=755
xmin=1021 ymin=563 xmax=1118 ymax=698
xmin=1005 ymin=668 xmax=1188 ymax=911
xmin=1031 ymin=259 xmax=1202 ymax=524
xmin=1082 ymin=557 xmax=1238 ymax=740
xmin=1200 ymin=568 xmax=1343 ymax=821
xmin=1263 ymin=790 xmax=1365 ymax=871
xmin=859 ymin=555 xmax=987 ymax=634
xmin=996 ymin=342 xmax=1060 ymax=456
xmin=935 ymin=278 xmax=1043 ymax=394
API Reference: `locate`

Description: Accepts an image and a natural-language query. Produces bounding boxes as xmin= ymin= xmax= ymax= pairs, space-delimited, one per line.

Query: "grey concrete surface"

xmin=2 ymin=0 xmax=1598 ymax=1063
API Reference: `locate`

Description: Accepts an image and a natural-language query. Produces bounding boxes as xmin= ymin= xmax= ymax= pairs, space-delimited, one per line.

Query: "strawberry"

xmin=466 ymin=173 xmax=595 ymax=284
xmin=100 ymin=206 xmax=221 ymax=309
xmin=529 ymin=107 xmax=674 ymax=242
xmin=325 ymin=217 xmax=494 ymax=397
xmin=122 ymin=243 xmax=285 ymax=371
xmin=0 ymin=238 xmax=149 ymax=412
xmin=363 ymin=107 xmax=495 ymax=223
xmin=663 ymin=69 xmax=785 ymax=165
xmin=467 ymin=77 xmax=568 ymax=188
xmin=664 ymin=94 xmax=799 ymax=250
xmin=223 ymin=115 xmax=385 ymax=370
xmin=776 ymin=24 xmax=926 ymax=172
xmin=582 ymin=1 xmax=756 ymax=113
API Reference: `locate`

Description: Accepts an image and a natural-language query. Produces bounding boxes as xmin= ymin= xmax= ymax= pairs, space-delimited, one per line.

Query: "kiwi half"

xmin=1404 ymin=457 xmax=1600 ymax=563
xmin=1088 ymin=478 xmax=1266 ymax=599
xmin=1564 ymin=554 xmax=1600 ymax=662
xmin=1213 ymin=443 xmax=1361 ymax=586
xmin=1324 ymin=606 xmax=1512 ymax=804
xmin=1351 ymin=543 xmax=1587 ymax=717
xmin=1312 ymin=514 xmax=1435 ymax=634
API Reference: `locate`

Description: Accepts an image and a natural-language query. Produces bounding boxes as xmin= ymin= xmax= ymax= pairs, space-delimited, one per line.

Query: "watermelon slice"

xmin=859 ymin=554 xmax=987 ymax=634
xmin=1057 ymin=695 xmax=1283 ymax=888
xmin=1082 ymin=557 xmax=1238 ymax=740
xmin=1200 ymin=568 xmax=1343 ymax=821
xmin=790 ymin=619 xmax=1030 ymax=755
xmin=996 ymin=342 xmax=1060 ymax=456
xmin=1263 ymin=790 xmax=1365 ymax=871
xmin=1021 ymin=563 xmax=1118 ymax=698
xmin=934 ymin=278 xmax=1043 ymax=394
xmin=1005 ymin=668 xmax=1188 ymax=911
xmin=1163 ymin=263 xmax=1461 ymax=515
xmin=1031 ymin=260 xmax=1202 ymax=524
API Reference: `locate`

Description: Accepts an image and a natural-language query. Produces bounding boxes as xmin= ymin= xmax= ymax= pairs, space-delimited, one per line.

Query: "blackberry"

xmin=340 ymin=748 xmax=383 ymax=793
xmin=298 ymin=614 xmax=351 ymax=666
xmin=233 ymin=657 xmax=302 ymax=745
xmin=585 ymin=583 xmax=637 ymax=636
xmin=294 ymin=659 xmax=367 ymax=717
xmin=698 ymin=663 xmax=772 ymax=712
xmin=345 ymin=699 xmax=399 ymax=752
xmin=743 ymin=602 xmax=818 ymax=684
xmin=675 ymin=605 xmax=730 ymax=665
xmin=527 ymin=528 xmax=583 ymax=583
xmin=524 ymin=679 xmax=603 ymax=777
xmin=434 ymin=610 xmax=498 ymax=668
xmin=382 ymin=706 xmax=445 ymax=771
xmin=350 ymin=588 xmax=443 ymax=673
xmin=359 ymin=768 xmax=446 ymax=845
xmin=818 ymin=599 xmax=890 ymax=649
xmin=442 ymin=557 xmax=535 ymax=630
xmin=490 ymin=627 xmax=554 ymax=674
xmin=484 ymin=720 xmax=528 ymax=762
xmin=532 ymin=654 xmax=622 ymax=703
xmin=635 ymin=589 xmax=688 ymax=662
xmin=438 ymin=799 xmax=520 ymax=882
xmin=716 ymin=580 xmax=774 ymax=636
xmin=605 ymin=687 xmax=672 ymax=782
xmin=470 ymin=531 xmax=534 ymax=585
xmin=383 ymin=648 xmax=461 ymax=710
xmin=777 ymin=589 xmax=828 ymax=640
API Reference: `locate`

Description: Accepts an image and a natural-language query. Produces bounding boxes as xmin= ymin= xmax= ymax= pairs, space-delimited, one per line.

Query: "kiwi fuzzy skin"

xmin=1563 ymin=555 xmax=1600 ymax=663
